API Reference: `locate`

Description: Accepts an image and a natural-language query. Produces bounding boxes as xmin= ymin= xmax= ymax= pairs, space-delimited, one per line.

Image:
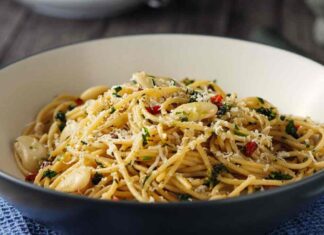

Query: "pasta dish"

xmin=14 ymin=72 xmax=324 ymax=202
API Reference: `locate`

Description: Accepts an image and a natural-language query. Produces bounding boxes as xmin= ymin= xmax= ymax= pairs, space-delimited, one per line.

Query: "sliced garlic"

xmin=80 ymin=85 xmax=108 ymax=101
xmin=14 ymin=136 xmax=47 ymax=173
xmin=173 ymin=102 xmax=218 ymax=122
xmin=132 ymin=72 xmax=181 ymax=88
xmin=132 ymin=72 xmax=154 ymax=88
xmin=55 ymin=166 xmax=91 ymax=193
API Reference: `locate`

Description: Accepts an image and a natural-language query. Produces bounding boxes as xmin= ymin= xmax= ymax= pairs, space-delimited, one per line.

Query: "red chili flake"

xmin=296 ymin=125 xmax=301 ymax=130
xmin=75 ymin=98 xmax=84 ymax=106
xmin=25 ymin=173 xmax=37 ymax=182
xmin=210 ymin=95 xmax=223 ymax=106
xmin=146 ymin=105 xmax=161 ymax=115
xmin=244 ymin=141 xmax=258 ymax=157
xmin=112 ymin=196 xmax=119 ymax=201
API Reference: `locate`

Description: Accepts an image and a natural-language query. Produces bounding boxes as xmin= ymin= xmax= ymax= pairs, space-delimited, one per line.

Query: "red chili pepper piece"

xmin=244 ymin=141 xmax=258 ymax=157
xmin=146 ymin=105 xmax=161 ymax=115
xmin=25 ymin=173 xmax=37 ymax=182
xmin=75 ymin=98 xmax=84 ymax=106
xmin=296 ymin=125 xmax=301 ymax=130
xmin=210 ymin=95 xmax=223 ymax=106
xmin=112 ymin=196 xmax=119 ymax=201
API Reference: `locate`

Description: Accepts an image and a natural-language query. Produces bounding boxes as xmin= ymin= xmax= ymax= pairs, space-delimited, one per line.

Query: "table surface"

xmin=1 ymin=0 xmax=324 ymax=68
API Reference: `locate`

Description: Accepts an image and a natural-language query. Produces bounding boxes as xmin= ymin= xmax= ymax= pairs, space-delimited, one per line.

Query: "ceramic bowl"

xmin=0 ymin=35 xmax=324 ymax=235
xmin=16 ymin=0 xmax=148 ymax=19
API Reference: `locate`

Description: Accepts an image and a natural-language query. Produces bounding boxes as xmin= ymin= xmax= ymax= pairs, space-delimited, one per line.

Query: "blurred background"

xmin=1 ymin=0 xmax=324 ymax=68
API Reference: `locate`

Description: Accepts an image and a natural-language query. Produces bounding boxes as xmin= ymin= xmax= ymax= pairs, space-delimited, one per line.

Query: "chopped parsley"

xmin=204 ymin=164 xmax=227 ymax=187
xmin=180 ymin=116 xmax=189 ymax=122
xmin=92 ymin=172 xmax=103 ymax=185
xmin=58 ymin=123 xmax=66 ymax=131
xmin=177 ymin=194 xmax=191 ymax=201
xmin=81 ymin=140 xmax=87 ymax=145
xmin=142 ymin=156 xmax=152 ymax=161
xmin=234 ymin=130 xmax=248 ymax=137
xmin=213 ymin=79 xmax=218 ymax=84
xmin=113 ymin=86 xmax=122 ymax=93
xmin=188 ymin=90 xmax=201 ymax=103
xmin=182 ymin=78 xmax=195 ymax=86
xmin=285 ymin=120 xmax=299 ymax=139
xmin=112 ymin=86 xmax=122 ymax=97
xmin=255 ymin=107 xmax=276 ymax=120
xmin=42 ymin=170 xmax=57 ymax=179
xmin=142 ymin=127 xmax=150 ymax=145
xmin=233 ymin=125 xmax=248 ymax=137
xmin=112 ymin=93 xmax=121 ymax=98
xmin=280 ymin=115 xmax=286 ymax=121
xmin=267 ymin=172 xmax=293 ymax=180
xmin=55 ymin=111 xmax=66 ymax=122
xmin=55 ymin=111 xmax=66 ymax=131
xmin=257 ymin=97 xmax=265 ymax=104
xmin=217 ymin=104 xmax=230 ymax=116
xmin=110 ymin=107 xmax=116 ymax=114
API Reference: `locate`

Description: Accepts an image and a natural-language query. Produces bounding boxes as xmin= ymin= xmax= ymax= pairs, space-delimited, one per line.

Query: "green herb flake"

xmin=204 ymin=164 xmax=227 ymax=188
xmin=255 ymin=107 xmax=276 ymax=121
xmin=55 ymin=111 xmax=66 ymax=122
xmin=58 ymin=122 xmax=66 ymax=131
xmin=81 ymin=140 xmax=87 ymax=145
xmin=42 ymin=170 xmax=57 ymax=179
xmin=152 ymin=78 xmax=156 ymax=86
xmin=280 ymin=115 xmax=286 ymax=121
xmin=113 ymin=86 xmax=122 ymax=93
xmin=180 ymin=116 xmax=189 ymax=122
xmin=112 ymin=93 xmax=121 ymax=98
xmin=92 ymin=172 xmax=103 ymax=185
xmin=213 ymin=79 xmax=218 ymax=84
xmin=182 ymin=78 xmax=195 ymax=86
xmin=142 ymin=156 xmax=152 ymax=161
xmin=267 ymin=172 xmax=293 ymax=180
xmin=177 ymin=194 xmax=191 ymax=201
xmin=189 ymin=90 xmax=201 ymax=103
xmin=142 ymin=127 xmax=150 ymax=145
xmin=217 ymin=104 xmax=230 ymax=116
xmin=257 ymin=97 xmax=265 ymax=104
xmin=285 ymin=120 xmax=299 ymax=139
xmin=110 ymin=107 xmax=116 ymax=114
xmin=234 ymin=130 xmax=248 ymax=137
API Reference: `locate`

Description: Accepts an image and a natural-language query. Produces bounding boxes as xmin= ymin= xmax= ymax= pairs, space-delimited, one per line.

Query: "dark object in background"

xmin=15 ymin=0 xmax=171 ymax=19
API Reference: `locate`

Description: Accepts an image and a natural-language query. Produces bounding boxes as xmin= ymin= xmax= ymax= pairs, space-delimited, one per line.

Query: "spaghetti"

xmin=14 ymin=72 xmax=324 ymax=202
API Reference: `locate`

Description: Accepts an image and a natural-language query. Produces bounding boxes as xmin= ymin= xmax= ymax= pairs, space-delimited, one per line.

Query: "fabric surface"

xmin=1 ymin=196 xmax=324 ymax=235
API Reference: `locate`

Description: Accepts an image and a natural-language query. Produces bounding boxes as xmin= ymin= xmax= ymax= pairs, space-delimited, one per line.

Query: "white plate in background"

xmin=16 ymin=0 xmax=147 ymax=19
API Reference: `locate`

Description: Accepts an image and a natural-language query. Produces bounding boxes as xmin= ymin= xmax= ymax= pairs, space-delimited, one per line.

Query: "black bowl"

xmin=1 ymin=170 xmax=324 ymax=235
xmin=1 ymin=35 xmax=324 ymax=235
